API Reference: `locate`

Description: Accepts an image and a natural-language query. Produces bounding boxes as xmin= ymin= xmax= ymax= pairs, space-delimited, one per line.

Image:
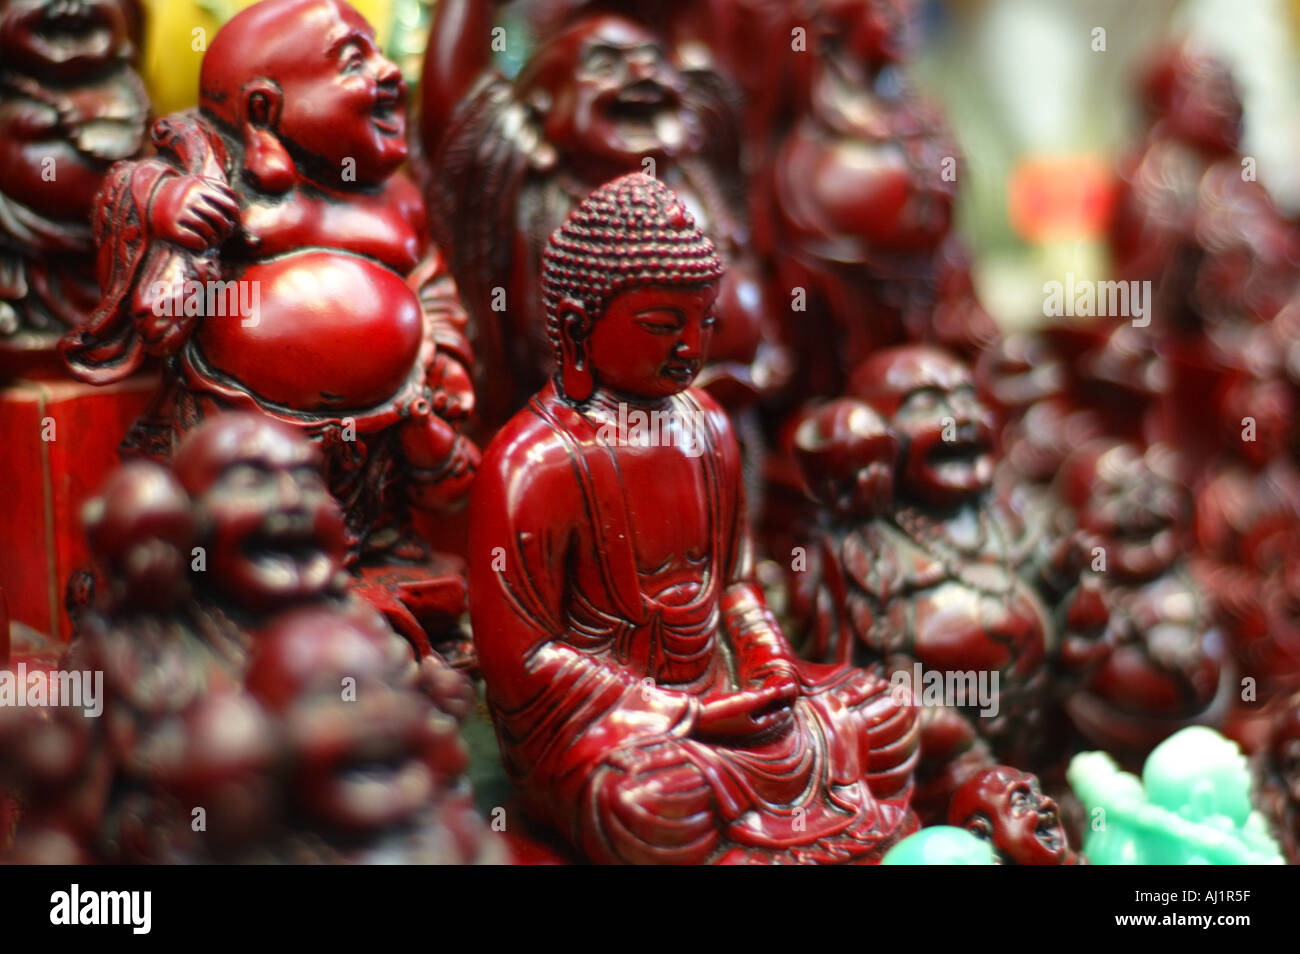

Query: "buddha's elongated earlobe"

xmin=559 ymin=304 xmax=594 ymax=402
xmin=242 ymin=83 xmax=293 ymax=193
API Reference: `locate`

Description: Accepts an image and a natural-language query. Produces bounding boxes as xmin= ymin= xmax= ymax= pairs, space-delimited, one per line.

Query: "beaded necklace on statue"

xmin=892 ymin=502 xmax=1020 ymax=598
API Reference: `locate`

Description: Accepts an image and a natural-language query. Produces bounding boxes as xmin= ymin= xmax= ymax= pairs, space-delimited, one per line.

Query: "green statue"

xmin=1068 ymin=726 xmax=1284 ymax=865
xmin=882 ymin=827 xmax=997 ymax=865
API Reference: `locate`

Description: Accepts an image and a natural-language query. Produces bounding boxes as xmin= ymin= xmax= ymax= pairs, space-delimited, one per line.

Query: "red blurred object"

xmin=0 ymin=374 xmax=156 ymax=639
xmin=1008 ymin=155 xmax=1115 ymax=243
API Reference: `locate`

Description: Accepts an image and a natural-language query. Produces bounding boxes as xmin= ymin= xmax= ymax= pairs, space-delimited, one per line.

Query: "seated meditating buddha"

xmin=468 ymin=173 xmax=919 ymax=865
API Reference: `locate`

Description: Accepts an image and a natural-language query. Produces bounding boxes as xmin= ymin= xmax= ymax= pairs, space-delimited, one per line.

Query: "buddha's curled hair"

xmin=541 ymin=173 xmax=723 ymax=363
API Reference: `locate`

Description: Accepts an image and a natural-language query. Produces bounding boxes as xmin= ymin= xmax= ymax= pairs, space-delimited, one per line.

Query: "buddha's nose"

xmin=676 ymin=327 xmax=703 ymax=361
xmin=276 ymin=471 xmax=304 ymax=509
xmin=376 ymin=57 xmax=406 ymax=95
xmin=626 ymin=52 xmax=658 ymax=83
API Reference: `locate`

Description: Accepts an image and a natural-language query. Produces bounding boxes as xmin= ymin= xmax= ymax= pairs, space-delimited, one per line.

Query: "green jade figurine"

xmin=1068 ymin=726 xmax=1284 ymax=864
xmin=882 ymin=827 xmax=996 ymax=865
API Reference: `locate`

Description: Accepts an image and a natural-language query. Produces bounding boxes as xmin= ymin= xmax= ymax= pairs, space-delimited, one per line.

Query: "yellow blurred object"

xmin=139 ymin=0 xmax=396 ymax=117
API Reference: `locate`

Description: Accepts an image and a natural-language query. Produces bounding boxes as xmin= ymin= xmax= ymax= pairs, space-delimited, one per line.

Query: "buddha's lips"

xmin=662 ymin=361 xmax=699 ymax=384
xmin=614 ymin=81 xmax=670 ymax=116
xmin=926 ymin=438 xmax=987 ymax=465
xmin=1035 ymin=805 xmax=1062 ymax=852
xmin=371 ymin=101 xmax=403 ymax=136
xmin=244 ymin=513 xmax=320 ymax=553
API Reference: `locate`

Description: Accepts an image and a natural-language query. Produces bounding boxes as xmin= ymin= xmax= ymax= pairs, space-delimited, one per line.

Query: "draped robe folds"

xmin=470 ymin=383 xmax=918 ymax=863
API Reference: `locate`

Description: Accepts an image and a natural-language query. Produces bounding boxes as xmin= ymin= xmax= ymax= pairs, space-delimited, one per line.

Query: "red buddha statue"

xmin=754 ymin=0 xmax=997 ymax=399
xmin=469 ymin=173 xmax=919 ymax=864
xmin=0 ymin=0 xmax=148 ymax=360
xmin=1111 ymin=44 xmax=1299 ymax=353
xmin=1110 ymin=42 xmax=1244 ymax=298
xmin=3 ymin=413 xmax=502 ymax=864
xmin=947 ymin=766 xmax=1082 ymax=865
xmin=1058 ymin=439 xmax=1234 ymax=762
xmin=59 ymin=0 xmax=479 ymax=653
xmin=421 ymin=0 xmax=789 ymax=434
xmin=789 ymin=346 xmax=1111 ymax=817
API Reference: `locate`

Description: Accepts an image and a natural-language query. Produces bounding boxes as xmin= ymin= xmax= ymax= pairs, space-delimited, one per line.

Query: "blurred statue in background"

xmin=1058 ymin=440 xmax=1233 ymax=762
xmin=1192 ymin=369 xmax=1300 ymax=703
xmin=753 ymin=0 xmax=998 ymax=400
xmin=0 ymin=413 xmax=504 ymax=864
xmin=0 ymin=0 xmax=148 ymax=354
xmin=789 ymin=346 xmax=1110 ymax=819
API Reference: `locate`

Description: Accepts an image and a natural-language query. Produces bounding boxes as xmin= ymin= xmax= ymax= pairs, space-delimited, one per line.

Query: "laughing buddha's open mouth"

xmin=242 ymin=518 xmax=332 ymax=585
xmin=1034 ymin=804 xmax=1063 ymax=853
xmin=371 ymin=90 xmax=403 ymax=136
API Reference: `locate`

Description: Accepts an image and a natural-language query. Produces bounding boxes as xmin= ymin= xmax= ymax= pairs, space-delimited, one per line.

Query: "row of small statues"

xmin=0 ymin=0 xmax=1297 ymax=865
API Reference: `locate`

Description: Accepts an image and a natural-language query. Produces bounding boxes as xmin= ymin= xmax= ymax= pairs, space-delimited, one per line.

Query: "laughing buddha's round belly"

xmin=195 ymin=250 xmax=423 ymax=411
xmin=910 ymin=580 xmax=1048 ymax=683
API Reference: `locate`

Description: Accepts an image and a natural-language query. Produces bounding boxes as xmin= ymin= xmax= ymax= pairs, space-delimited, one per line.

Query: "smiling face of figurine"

xmin=200 ymin=0 xmax=407 ymax=189
xmin=524 ymin=15 xmax=696 ymax=180
xmin=893 ymin=380 xmax=994 ymax=507
xmin=274 ymin=1 xmax=407 ymax=185
xmin=852 ymin=346 xmax=994 ymax=510
xmin=950 ymin=767 xmax=1073 ymax=865
xmin=245 ymin=608 xmax=449 ymax=835
xmin=174 ymin=415 xmax=346 ymax=614
xmin=1145 ymin=727 xmax=1254 ymax=826
xmin=0 ymin=0 xmax=134 ymax=80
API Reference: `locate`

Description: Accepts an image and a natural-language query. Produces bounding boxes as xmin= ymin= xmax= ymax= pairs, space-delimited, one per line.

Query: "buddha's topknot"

xmin=541 ymin=173 xmax=723 ymax=362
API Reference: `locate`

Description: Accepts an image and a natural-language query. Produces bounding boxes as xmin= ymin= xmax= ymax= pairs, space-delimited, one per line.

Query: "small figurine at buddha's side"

xmin=421 ymin=0 xmax=789 ymax=433
xmin=789 ymin=345 xmax=1109 ymax=817
xmin=947 ymin=766 xmax=1082 ymax=865
xmin=469 ymin=173 xmax=919 ymax=864
xmin=789 ymin=397 xmax=996 ymax=819
xmin=0 ymin=0 xmax=148 ymax=345
xmin=1058 ymin=439 xmax=1233 ymax=760
xmin=60 ymin=0 xmax=478 ymax=579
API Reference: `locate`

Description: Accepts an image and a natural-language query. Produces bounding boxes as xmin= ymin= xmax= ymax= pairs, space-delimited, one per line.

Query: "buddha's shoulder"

xmin=478 ymin=401 xmax=589 ymax=486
